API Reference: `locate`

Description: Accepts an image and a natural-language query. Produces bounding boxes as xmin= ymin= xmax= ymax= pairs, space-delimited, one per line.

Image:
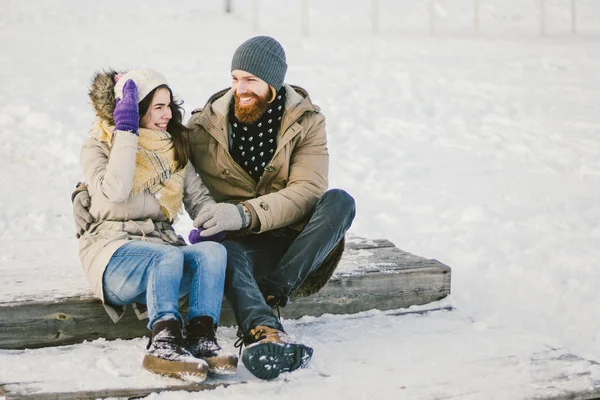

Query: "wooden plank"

xmin=281 ymin=265 xmax=450 ymax=318
xmin=0 ymin=244 xmax=451 ymax=350
xmin=345 ymin=237 xmax=395 ymax=250
xmin=0 ymin=298 xmax=148 ymax=350
xmin=1 ymin=380 xmax=242 ymax=400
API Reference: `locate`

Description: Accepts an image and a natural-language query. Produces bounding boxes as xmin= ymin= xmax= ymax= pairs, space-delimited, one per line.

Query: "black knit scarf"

xmin=229 ymin=88 xmax=286 ymax=181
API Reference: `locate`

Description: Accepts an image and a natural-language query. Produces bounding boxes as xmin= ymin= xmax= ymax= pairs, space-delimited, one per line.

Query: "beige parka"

xmin=78 ymin=72 xmax=214 ymax=322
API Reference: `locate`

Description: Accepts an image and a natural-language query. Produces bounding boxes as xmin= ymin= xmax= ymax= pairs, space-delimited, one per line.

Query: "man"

xmin=74 ymin=36 xmax=355 ymax=380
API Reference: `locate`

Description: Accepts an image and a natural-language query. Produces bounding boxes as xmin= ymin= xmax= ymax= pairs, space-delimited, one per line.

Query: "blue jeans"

xmin=102 ymin=240 xmax=227 ymax=330
xmin=222 ymin=189 xmax=356 ymax=335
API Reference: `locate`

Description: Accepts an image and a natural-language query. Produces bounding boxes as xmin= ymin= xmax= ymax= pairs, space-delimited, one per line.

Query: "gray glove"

xmin=73 ymin=189 xmax=94 ymax=237
xmin=194 ymin=203 xmax=247 ymax=237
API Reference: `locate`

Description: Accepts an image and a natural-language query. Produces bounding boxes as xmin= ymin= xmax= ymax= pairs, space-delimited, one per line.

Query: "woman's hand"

xmin=113 ymin=79 xmax=139 ymax=134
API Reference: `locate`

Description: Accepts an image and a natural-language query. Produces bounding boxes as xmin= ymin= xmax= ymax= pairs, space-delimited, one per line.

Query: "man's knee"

xmin=320 ymin=189 xmax=356 ymax=222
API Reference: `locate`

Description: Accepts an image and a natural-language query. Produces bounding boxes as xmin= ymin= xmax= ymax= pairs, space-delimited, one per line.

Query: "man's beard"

xmin=233 ymin=91 xmax=270 ymax=125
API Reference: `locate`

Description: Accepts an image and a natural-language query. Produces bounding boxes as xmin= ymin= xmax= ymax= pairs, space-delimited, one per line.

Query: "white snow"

xmin=1 ymin=0 xmax=600 ymax=398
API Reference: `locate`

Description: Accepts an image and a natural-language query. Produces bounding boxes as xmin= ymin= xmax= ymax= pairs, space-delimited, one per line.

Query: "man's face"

xmin=231 ymin=69 xmax=271 ymax=124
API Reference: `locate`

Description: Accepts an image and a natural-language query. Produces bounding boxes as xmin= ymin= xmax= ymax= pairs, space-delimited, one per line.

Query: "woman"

xmin=79 ymin=68 xmax=237 ymax=381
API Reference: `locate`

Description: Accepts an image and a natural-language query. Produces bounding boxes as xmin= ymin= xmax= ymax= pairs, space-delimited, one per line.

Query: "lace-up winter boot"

xmin=143 ymin=319 xmax=209 ymax=382
xmin=184 ymin=316 xmax=238 ymax=374
xmin=240 ymin=325 xmax=313 ymax=380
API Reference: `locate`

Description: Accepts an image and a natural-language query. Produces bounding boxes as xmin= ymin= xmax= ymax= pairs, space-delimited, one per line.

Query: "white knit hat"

xmin=114 ymin=69 xmax=168 ymax=103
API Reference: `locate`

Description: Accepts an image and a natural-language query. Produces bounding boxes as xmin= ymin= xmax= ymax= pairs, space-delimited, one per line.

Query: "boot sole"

xmin=143 ymin=354 xmax=209 ymax=383
xmin=242 ymin=342 xmax=313 ymax=380
xmin=205 ymin=354 xmax=239 ymax=375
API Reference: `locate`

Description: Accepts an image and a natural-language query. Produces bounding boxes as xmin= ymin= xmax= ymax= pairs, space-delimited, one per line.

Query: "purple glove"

xmin=189 ymin=227 xmax=226 ymax=244
xmin=114 ymin=79 xmax=139 ymax=134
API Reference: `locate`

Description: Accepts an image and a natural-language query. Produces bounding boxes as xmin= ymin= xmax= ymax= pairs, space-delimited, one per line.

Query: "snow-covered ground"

xmin=1 ymin=0 xmax=600 ymax=398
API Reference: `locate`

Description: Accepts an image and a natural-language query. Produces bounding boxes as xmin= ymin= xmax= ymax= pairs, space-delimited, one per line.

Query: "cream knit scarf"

xmin=91 ymin=119 xmax=184 ymax=222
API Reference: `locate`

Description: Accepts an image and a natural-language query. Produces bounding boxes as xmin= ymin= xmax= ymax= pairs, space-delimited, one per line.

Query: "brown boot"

xmin=240 ymin=325 xmax=313 ymax=380
xmin=143 ymin=319 xmax=208 ymax=382
xmin=184 ymin=316 xmax=238 ymax=374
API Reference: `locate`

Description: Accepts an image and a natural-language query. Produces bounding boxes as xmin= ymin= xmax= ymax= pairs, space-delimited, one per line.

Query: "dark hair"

xmin=138 ymin=84 xmax=189 ymax=171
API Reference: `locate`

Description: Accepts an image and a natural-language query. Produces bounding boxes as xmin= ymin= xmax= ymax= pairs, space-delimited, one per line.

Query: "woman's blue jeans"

xmin=102 ymin=240 xmax=227 ymax=330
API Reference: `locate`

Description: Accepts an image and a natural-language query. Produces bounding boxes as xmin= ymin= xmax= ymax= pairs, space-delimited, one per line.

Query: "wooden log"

xmin=0 ymin=381 xmax=242 ymax=400
xmin=0 ymin=240 xmax=451 ymax=350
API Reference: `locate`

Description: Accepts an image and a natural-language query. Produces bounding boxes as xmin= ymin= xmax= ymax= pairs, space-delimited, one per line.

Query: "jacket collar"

xmin=196 ymin=84 xmax=320 ymax=142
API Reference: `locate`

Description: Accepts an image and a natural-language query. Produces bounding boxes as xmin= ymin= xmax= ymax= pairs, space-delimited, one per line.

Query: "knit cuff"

xmin=236 ymin=204 xmax=250 ymax=228
xmin=242 ymin=202 xmax=261 ymax=232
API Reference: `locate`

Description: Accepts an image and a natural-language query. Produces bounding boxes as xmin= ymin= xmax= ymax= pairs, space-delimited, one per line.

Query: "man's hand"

xmin=73 ymin=190 xmax=94 ymax=237
xmin=193 ymin=203 xmax=246 ymax=237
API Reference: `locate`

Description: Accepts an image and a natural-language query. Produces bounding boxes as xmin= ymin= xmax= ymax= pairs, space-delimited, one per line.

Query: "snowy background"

xmin=1 ymin=0 xmax=600 ymax=398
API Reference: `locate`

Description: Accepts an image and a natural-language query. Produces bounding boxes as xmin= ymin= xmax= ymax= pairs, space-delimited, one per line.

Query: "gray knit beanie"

xmin=231 ymin=36 xmax=288 ymax=91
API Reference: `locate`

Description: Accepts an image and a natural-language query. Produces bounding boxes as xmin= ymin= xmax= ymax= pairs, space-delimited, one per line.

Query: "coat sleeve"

xmin=246 ymin=112 xmax=329 ymax=232
xmin=80 ymin=131 xmax=139 ymax=203
xmin=182 ymin=161 xmax=216 ymax=220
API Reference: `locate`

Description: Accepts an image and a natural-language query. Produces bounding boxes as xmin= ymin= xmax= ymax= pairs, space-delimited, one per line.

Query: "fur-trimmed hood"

xmin=88 ymin=69 xmax=124 ymax=126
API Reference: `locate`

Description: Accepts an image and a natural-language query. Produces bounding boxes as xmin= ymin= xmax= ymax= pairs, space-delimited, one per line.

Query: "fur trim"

xmin=291 ymin=236 xmax=346 ymax=297
xmin=88 ymin=69 xmax=124 ymax=125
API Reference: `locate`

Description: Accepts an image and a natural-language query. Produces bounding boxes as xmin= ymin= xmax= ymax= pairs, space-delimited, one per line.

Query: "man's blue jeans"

xmin=102 ymin=240 xmax=227 ymax=329
xmin=222 ymin=189 xmax=356 ymax=335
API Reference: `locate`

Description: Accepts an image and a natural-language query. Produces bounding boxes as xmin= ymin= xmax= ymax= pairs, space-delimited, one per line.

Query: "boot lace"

xmin=233 ymin=336 xmax=244 ymax=357
xmin=266 ymin=295 xmax=282 ymax=321
xmin=233 ymin=328 xmax=268 ymax=357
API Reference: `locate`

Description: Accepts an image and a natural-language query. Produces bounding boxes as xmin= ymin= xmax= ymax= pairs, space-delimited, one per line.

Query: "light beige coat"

xmin=79 ymin=130 xmax=214 ymax=322
xmin=187 ymin=84 xmax=329 ymax=233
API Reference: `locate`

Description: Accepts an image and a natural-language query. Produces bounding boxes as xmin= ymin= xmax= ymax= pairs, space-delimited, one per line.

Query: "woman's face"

xmin=140 ymin=88 xmax=172 ymax=130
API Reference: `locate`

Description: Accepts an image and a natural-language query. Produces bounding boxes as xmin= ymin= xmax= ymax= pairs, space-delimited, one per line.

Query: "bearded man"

xmin=186 ymin=36 xmax=355 ymax=379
